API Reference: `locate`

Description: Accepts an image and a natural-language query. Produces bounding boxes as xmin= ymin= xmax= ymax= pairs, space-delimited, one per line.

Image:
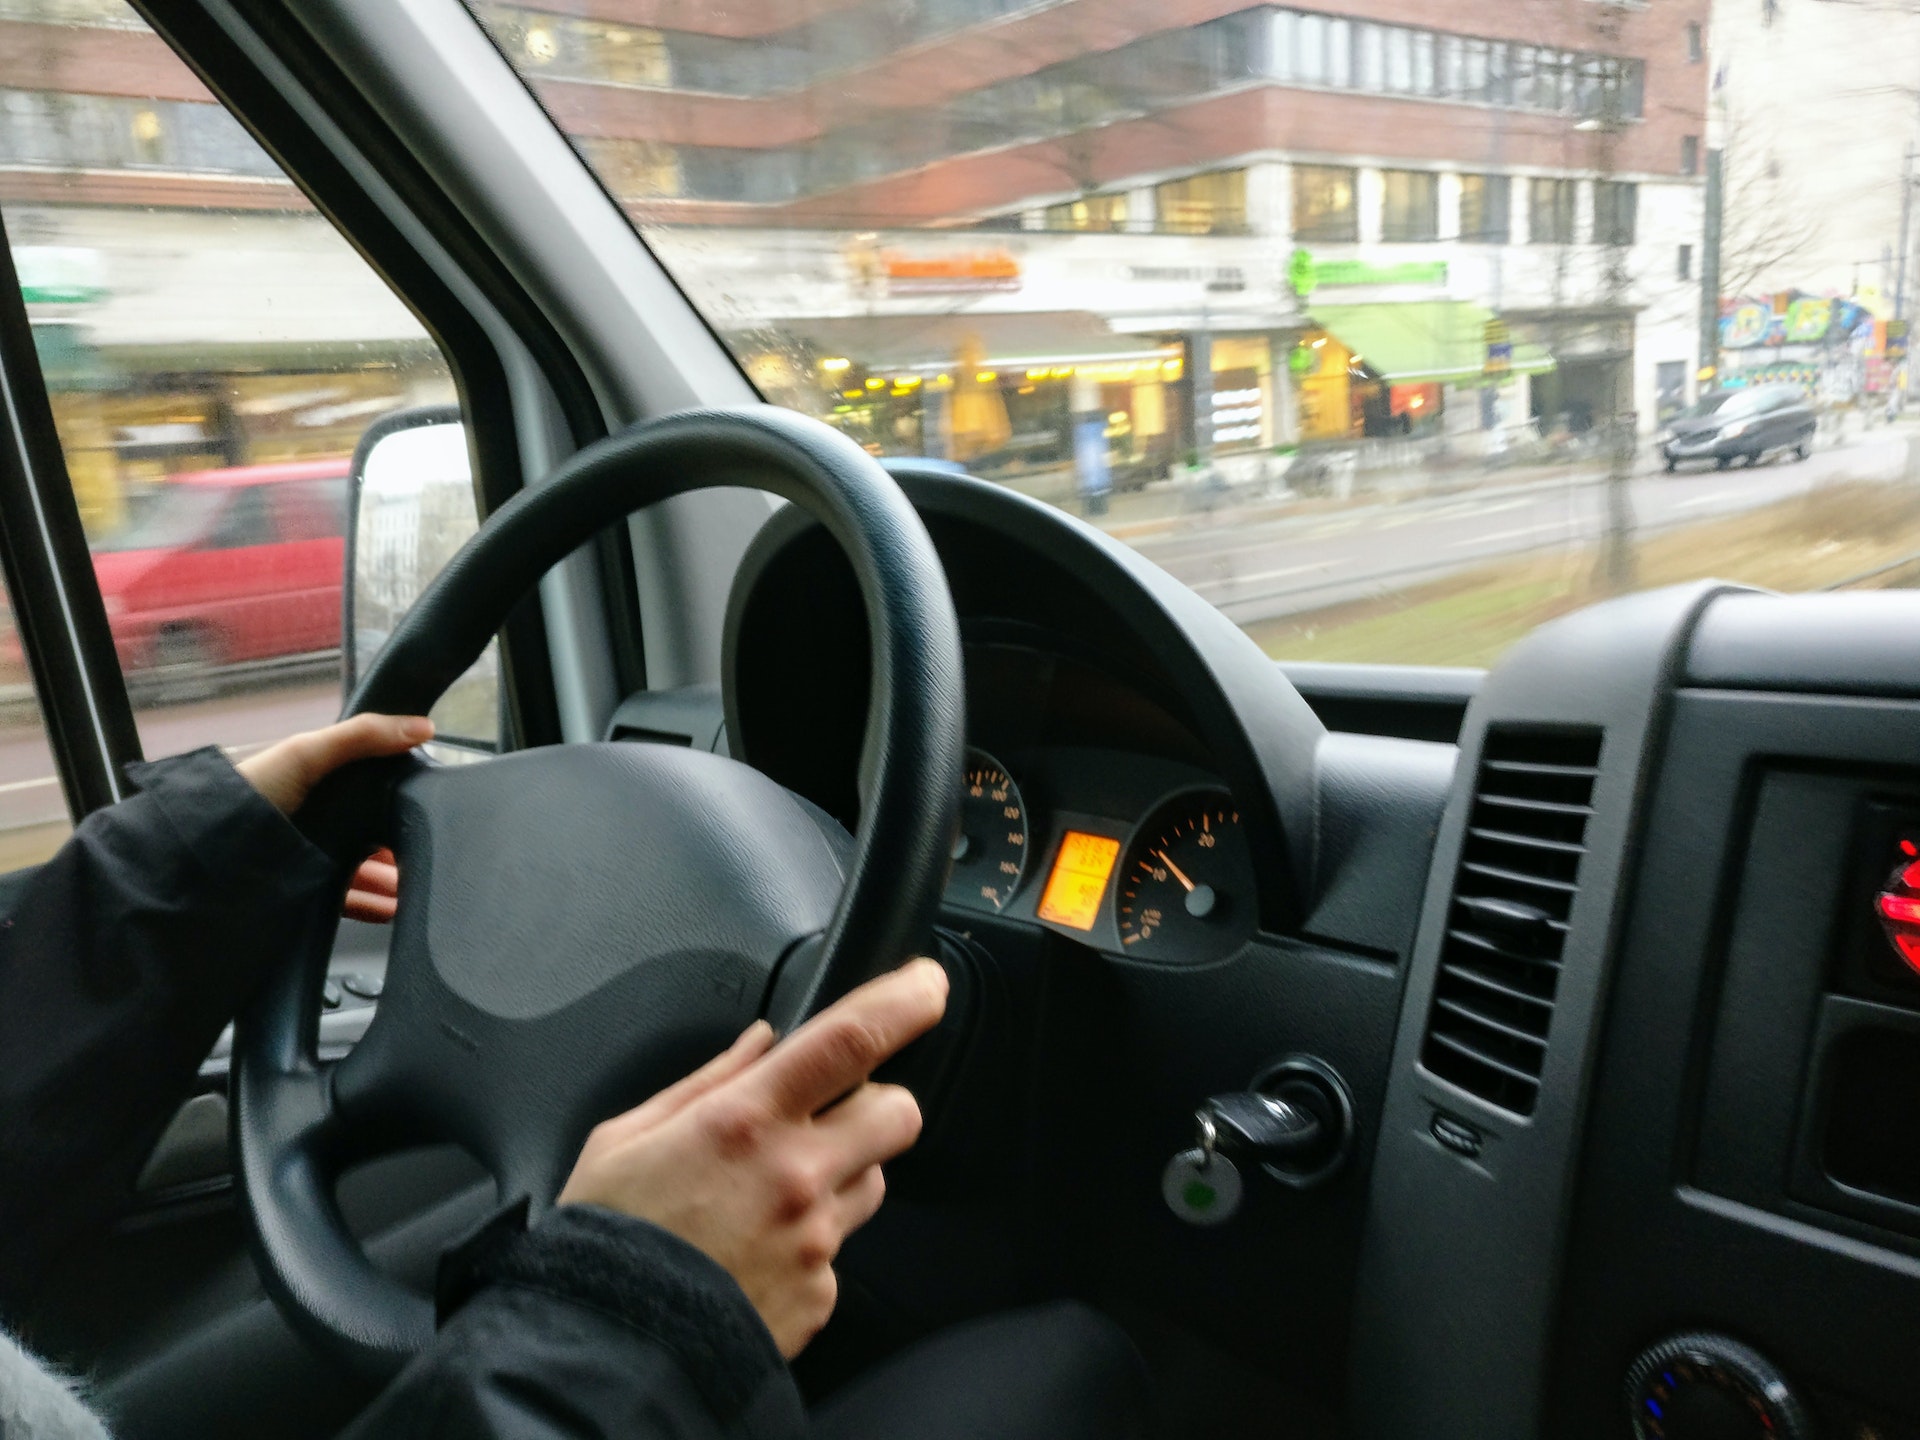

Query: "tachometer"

xmin=945 ymin=749 xmax=1029 ymax=913
xmin=1117 ymin=792 xmax=1255 ymax=962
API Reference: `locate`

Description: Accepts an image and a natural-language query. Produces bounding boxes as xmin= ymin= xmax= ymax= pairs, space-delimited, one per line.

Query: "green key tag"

xmin=1161 ymin=1147 xmax=1242 ymax=1226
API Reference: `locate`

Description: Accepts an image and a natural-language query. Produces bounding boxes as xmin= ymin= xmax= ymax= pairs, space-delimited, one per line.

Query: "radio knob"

xmin=1624 ymin=1333 xmax=1809 ymax=1440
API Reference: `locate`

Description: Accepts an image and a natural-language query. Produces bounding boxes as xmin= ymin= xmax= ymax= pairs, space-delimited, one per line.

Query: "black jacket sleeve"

xmin=0 ymin=747 xmax=337 ymax=1310
xmin=342 ymin=1204 xmax=805 ymax=1440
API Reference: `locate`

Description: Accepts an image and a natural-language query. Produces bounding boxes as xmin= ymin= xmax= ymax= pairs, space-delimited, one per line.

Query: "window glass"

xmin=1293 ymin=165 xmax=1358 ymax=242
xmin=1529 ymin=177 xmax=1577 ymax=243
xmin=1381 ymin=171 xmax=1439 ymax=242
xmin=1594 ymin=181 xmax=1638 ymax=245
xmin=0 ymin=586 xmax=73 ymax=868
xmin=2 ymin=0 xmax=493 ymax=777
xmin=1154 ymin=172 xmax=1245 ymax=236
xmin=1459 ymin=174 xmax=1511 ymax=242
xmin=470 ymin=0 xmax=1905 ymax=676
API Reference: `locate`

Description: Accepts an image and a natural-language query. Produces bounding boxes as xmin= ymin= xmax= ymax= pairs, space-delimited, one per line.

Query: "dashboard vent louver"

xmin=1420 ymin=726 xmax=1603 ymax=1117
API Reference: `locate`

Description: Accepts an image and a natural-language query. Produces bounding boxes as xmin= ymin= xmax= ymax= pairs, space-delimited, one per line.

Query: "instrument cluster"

xmin=943 ymin=743 xmax=1258 ymax=964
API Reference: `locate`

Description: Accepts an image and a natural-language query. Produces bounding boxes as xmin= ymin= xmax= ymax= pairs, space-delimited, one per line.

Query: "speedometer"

xmin=945 ymin=749 xmax=1029 ymax=913
xmin=1116 ymin=791 xmax=1255 ymax=962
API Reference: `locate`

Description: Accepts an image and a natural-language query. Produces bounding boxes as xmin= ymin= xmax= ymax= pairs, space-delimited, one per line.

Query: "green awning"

xmin=1308 ymin=301 xmax=1554 ymax=386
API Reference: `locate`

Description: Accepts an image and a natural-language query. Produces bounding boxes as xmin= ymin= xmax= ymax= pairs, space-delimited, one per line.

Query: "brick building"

xmin=0 ymin=0 xmax=1712 ymax=502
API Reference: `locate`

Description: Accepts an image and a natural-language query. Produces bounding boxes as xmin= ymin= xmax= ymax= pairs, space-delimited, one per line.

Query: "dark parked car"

xmin=1659 ymin=381 xmax=1817 ymax=471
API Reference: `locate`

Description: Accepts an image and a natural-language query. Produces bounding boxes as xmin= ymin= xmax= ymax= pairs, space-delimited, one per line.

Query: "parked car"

xmin=90 ymin=459 xmax=350 ymax=677
xmin=1658 ymin=381 xmax=1817 ymax=471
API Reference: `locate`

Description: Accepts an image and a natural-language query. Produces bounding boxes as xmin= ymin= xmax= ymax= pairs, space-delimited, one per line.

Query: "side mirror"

xmin=344 ymin=405 xmax=498 ymax=749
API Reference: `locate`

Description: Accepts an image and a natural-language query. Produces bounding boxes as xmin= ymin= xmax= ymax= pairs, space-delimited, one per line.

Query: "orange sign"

xmin=881 ymin=249 xmax=1021 ymax=293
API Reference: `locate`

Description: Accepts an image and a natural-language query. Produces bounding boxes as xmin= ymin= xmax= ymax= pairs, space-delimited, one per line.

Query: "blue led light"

xmin=1645 ymin=1398 xmax=1664 ymax=1419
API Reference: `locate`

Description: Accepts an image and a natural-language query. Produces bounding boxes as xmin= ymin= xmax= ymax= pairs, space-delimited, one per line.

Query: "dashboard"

xmin=717 ymin=468 xmax=1920 ymax=1440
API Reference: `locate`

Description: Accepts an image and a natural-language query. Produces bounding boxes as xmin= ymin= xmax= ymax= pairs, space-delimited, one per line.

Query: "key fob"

xmin=1161 ymin=1147 xmax=1242 ymax=1226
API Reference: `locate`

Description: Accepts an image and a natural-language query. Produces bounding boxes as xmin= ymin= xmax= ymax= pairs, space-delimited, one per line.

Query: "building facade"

xmin=0 ymin=0 xmax=1710 ymax=510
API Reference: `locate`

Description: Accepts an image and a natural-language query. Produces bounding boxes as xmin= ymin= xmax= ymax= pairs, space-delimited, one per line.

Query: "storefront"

xmin=735 ymin=312 xmax=1189 ymax=490
xmin=1299 ymin=301 xmax=1553 ymax=441
xmin=1718 ymin=292 xmax=1876 ymax=402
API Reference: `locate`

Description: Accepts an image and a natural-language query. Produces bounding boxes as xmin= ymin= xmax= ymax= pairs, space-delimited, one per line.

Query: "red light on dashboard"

xmin=1877 ymin=849 xmax=1920 ymax=979
xmin=1879 ymin=894 xmax=1920 ymax=927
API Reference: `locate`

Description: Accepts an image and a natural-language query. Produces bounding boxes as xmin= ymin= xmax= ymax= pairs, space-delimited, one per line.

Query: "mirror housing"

xmin=343 ymin=406 xmax=498 ymax=747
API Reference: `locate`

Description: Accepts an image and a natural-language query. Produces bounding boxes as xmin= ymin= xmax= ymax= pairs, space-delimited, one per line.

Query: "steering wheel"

xmin=232 ymin=407 xmax=964 ymax=1377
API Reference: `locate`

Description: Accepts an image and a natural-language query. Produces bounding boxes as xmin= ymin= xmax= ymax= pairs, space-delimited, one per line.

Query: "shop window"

xmin=1044 ymin=193 xmax=1127 ymax=232
xmin=1293 ymin=164 xmax=1357 ymax=242
xmin=1459 ymin=174 xmax=1511 ymax=242
xmin=1594 ymin=181 xmax=1637 ymax=245
xmin=1381 ymin=170 xmax=1438 ymax=242
xmin=1155 ymin=170 xmax=1246 ymax=235
xmin=1529 ymin=177 xmax=1577 ymax=244
xmin=1681 ymin=135 xmax=1700 ymax=175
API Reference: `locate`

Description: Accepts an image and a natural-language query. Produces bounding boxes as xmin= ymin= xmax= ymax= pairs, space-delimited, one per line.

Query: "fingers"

xmin=832 ymin=1164 xmax=888 ymax=1236
xmin=342 ymin=886 xmax=398 ymax=925
xmin=237 ymin=714 xmax=433 ymax=815
xmin=748 ymin=959 xmax=948 ymax=1118
xmin=297 ymin=714 xmax=434 ymax=782
xmin=599 ymin=1021 xmax=777 ymax=1141
xmin=812 ymin=1081 xmax=923 ymax=1185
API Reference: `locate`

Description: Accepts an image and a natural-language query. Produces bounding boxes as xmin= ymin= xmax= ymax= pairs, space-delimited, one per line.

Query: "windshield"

xmin=471 ymin=0 xmax=1920 ymax=668
xmin=91 ymin=485 xmax=227 ymax=554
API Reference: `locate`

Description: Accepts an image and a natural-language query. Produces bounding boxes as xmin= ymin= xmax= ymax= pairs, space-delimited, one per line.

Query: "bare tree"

xmin=1716 ymin=93 xmax=1824 ymax=297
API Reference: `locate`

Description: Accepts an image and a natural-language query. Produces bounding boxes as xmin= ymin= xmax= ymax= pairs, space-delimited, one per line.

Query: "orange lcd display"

xmin=1037 ymin=831 xmax=1121 ymax=932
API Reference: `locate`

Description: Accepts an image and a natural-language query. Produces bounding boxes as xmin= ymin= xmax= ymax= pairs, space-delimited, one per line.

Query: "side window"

xmin=274 ymin=479 xmax=350 ymax=543
xmin=204 ymin=490 xmax=272 ymax=551
xmin=0 ymin=1 xmax=490 ymax=772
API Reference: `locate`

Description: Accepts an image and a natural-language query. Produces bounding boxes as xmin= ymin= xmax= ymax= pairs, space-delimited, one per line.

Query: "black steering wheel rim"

xmin=232 ymin=406 xmax=964 ymax=1376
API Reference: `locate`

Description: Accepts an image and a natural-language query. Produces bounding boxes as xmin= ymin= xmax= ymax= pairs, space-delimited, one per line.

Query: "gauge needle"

xmin=1156 ymin=849 xmax=1196 ymax=892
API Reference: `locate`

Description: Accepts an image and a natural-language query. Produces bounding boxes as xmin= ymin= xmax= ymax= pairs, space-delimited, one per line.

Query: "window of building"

xmin=1385 ymin=26 xmax=1414 ymax=92
xmin=1594 ymin=180 xmax=1637 ymax=244
xmin=1327 ymin=17 xmax=1353 ymax=87
xmin=1529 ymin=177 xmax=1577 ymax=243
xmin=1044 ymin=193 xmax=1128 ymax=232
xmin=1155 ymin=171 xmax=1246 ymax=234
xmin=478 ymin=5 xmax=672 ymax=88
xmin=1687 ymin=22 xmax=1704 ymax=62
xmin=576 ymin=138 xmax=682 ymax=200
xmin=1295 ymin=11 xmax=1330 ymax=85
xmin=1381 ymin=170 xmax=1439 ymax=242
xmin=1438 ymin=34 xmax=1463 ymax=97
xmin=1678 ymin=243 xmax=1693 ymax=280
xmin=1293 ymin=164 xmax=1358 ymax=242
xmin=1510 ymin=46 xmax=1536 ymax=108
xmin=1681 ymin=135 xmax=1700 ymax=175
xmin=1459 ymin=174 xmax=1511 ymax=242
xmin=1355 ymin=23 xmax=1385 ymax=91
xmin=1412 ymin=32 xmax=1436 ymax=95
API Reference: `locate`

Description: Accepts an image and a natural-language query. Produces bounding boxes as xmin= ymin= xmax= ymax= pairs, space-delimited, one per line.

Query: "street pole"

xmin=1898 ymin=146 xmax=1914 ymax=320
xmin=1699 ymin=148 xmax=1723 ymax=396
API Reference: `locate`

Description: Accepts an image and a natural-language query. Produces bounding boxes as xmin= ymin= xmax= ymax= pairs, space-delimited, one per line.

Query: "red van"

xmin=91 ymin=459 xmax=350 ymax=675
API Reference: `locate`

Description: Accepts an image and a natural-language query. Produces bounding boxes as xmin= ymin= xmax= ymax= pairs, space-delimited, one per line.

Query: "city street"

xmin=1126 ymin=430 xmax=1912 ymax=625
xmin=0 ymin=429 xmax=1908 ymax=853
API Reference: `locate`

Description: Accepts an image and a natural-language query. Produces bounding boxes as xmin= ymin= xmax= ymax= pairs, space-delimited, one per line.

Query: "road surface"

xmin=1128 ymin=431 xmax=1911 ymax=626
xmin=0 ymin=430 xmax=1907 ymax=854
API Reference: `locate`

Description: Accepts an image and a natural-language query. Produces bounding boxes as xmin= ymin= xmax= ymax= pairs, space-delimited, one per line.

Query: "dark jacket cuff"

xmin=440 ymin=1201 xmax=790 ymax=1423
xmin=121 ymin=747 xmax=333 ymax=889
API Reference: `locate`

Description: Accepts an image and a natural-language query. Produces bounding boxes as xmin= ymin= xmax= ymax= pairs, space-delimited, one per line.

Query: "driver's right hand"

xmin=556 ymin=958 xmax=949 ymax=1358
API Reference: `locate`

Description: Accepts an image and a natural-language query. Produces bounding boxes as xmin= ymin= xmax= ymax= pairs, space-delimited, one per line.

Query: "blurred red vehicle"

xmin=90 ymin=459 xmax=350 ymax=676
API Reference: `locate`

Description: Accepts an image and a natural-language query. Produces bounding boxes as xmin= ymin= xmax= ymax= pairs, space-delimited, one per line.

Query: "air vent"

xmin=1421 ymin=726 xmax=1603 ymax=1116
